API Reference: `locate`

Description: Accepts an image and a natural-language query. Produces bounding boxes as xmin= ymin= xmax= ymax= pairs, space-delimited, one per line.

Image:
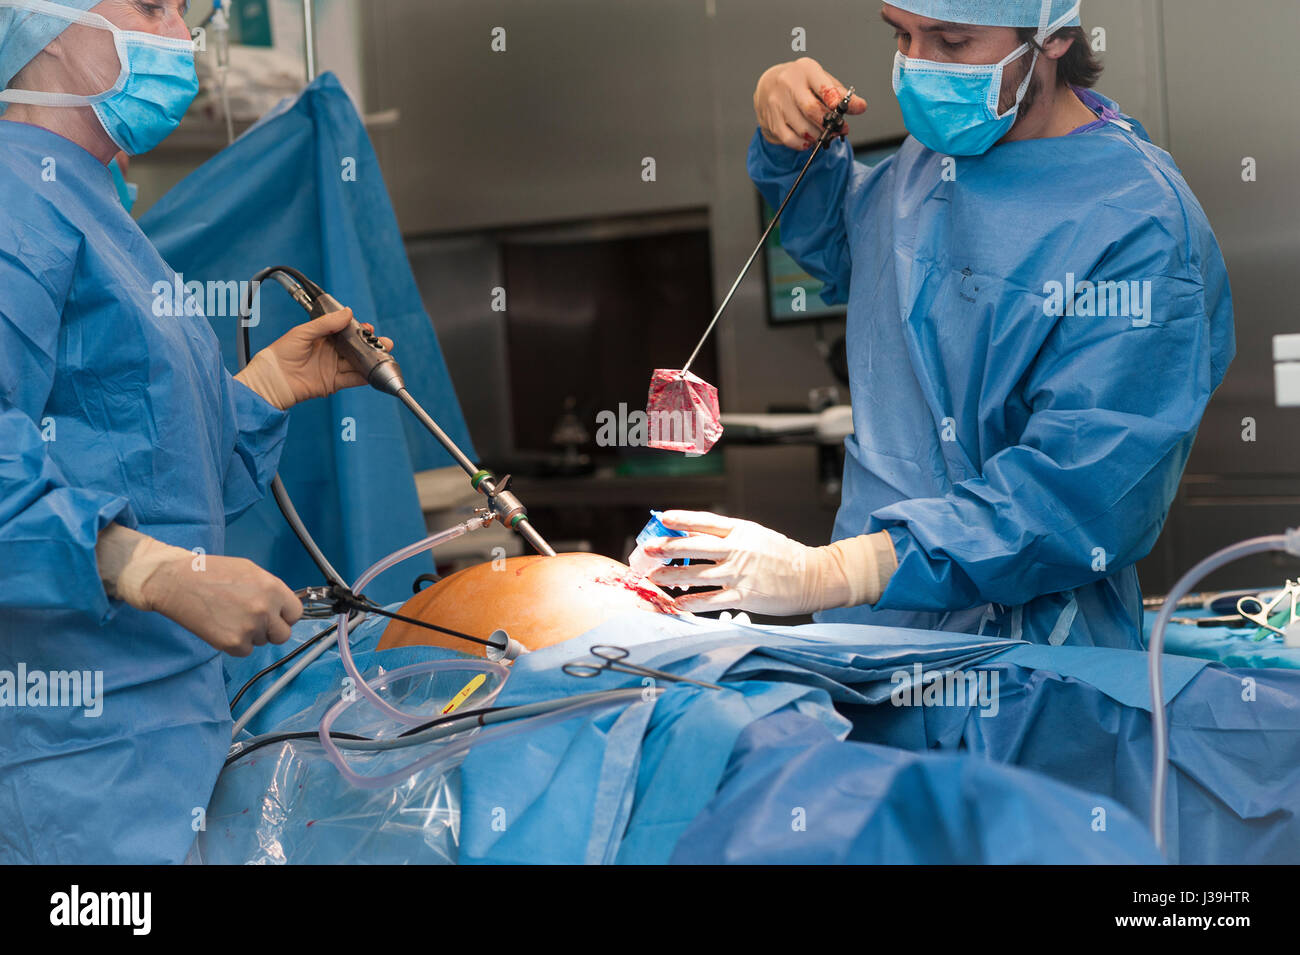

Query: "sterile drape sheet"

xmin=200 ymin=613 xmax=1300 ymax=864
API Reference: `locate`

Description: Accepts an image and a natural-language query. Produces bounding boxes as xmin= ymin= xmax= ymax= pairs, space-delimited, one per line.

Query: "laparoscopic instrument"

xmin=563 ymin=645 xmax=724 ymax=691
xmin=228 ymin=269 xmax=737 ymax=782
xmin=1143 ymin=588 xmax=1282 ymax=616
xmin=240 ymin=266 xmax=556 ymax=565
xmin=645 ymin=88 xmax=857 ymax=453
xmin=678 ymin=87 xmax=856 ymax=379
xmin=228 ymin=266 xmax=549 ymax=739
xmin=1146 ymin=586 xmax=1298 ymax=637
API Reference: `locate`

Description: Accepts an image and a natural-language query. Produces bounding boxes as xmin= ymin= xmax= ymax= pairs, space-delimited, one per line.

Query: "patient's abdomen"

xmin=379 ymin=553 xmax=679 ymax=657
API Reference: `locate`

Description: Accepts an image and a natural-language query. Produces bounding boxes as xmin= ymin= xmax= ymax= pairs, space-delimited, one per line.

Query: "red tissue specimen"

xmin=645 ymin=368 xmax=723 ymax=455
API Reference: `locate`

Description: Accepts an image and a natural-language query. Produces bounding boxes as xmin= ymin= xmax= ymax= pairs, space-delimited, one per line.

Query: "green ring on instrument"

xmin=471 ymin=470 xmax=493 ymax=490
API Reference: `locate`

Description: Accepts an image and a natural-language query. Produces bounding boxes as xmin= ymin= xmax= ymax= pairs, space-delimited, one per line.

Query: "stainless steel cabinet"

xmin=360 ymin=0 xmax=712 ymax=233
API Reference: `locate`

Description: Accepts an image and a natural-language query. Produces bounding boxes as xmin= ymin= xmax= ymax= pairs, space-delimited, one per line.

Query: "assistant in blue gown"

xmin=749 ymin=91 xmax=1234 ymax=649
xmin=0 ymin=120 xmax=289 ymax=863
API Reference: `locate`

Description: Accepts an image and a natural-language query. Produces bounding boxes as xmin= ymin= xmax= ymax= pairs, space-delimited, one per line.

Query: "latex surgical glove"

xmin=96 ymin=524 xmax=302 ymax=658
xmin=644 ymin=511 xmax=897 ymax=616
xmin=754 ymin=57 xmax=868 ymax=149
xmin=234 ymin=308 xmax=395 ymax=410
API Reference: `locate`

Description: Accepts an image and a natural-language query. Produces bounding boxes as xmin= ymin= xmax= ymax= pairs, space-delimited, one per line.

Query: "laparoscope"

xmin=228 ymin=274 xmax=637 ymax=771
xmin=233 ymin=265 xmax=553 ymax=668
xmin=241 ymin=265 xmax=555 ymax=563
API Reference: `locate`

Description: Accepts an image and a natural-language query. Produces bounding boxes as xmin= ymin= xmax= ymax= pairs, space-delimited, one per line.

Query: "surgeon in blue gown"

xmin=650 ymin=0 xmax=1234 ymax=651
xmin=0 ymin=0 xmax=392 ymax=863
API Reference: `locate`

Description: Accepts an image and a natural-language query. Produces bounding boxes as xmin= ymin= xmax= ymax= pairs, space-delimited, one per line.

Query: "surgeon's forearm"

xmin=817 ymin=530 xmax=898 ymax=608
xmin=95 ymin=524 xmax=191 ymax=610
xmin=806 ymin=527 xmax=899 ymax=608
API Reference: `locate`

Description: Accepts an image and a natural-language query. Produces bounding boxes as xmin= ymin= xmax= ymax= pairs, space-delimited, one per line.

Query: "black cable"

xmin=227 ymin=686 xmax=645 ymax=769
xmin=226 ymin=591 xmax=506 ymax=719
xmin=224 ymin=730 xmax=369 ymax=768
xmin=272 ymin=266 xmax=325 ymax=299
xmin=328 ymin=587 xmax=503 ymax=652
xmin=395 ymin=705 xmax=509 ymax=739
xmin=237 ymin=269 xmax=348 ymax=588
xmin=228 ymin=621 xmax=340 ymax=713
xmin=226 ymin=586 xmax=505 ymax=717
xmin=224 ymin=703 xmax=513 ymax=768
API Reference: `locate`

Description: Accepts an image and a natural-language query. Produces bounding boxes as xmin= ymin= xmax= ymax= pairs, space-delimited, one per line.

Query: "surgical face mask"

xmin=0 ymin=0 xmax=198 ymax=155
xmin=892 ymin=43 xmax=1038 ymax=156
xmin=92 ymin=29 xmax=198 ymax=155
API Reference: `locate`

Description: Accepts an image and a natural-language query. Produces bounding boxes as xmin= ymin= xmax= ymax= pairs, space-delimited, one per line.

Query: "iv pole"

xmin=302 ymin=0 xmax=317 ymax=80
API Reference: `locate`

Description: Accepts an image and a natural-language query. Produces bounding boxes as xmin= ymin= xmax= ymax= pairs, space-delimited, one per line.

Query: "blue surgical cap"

xmin=0 ymin=0 xmax=100 ymax=94
xmin=887 ymin=0 xmax=1082 ymax=31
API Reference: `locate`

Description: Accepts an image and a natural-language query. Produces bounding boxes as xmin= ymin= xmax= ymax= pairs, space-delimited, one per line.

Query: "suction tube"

xmin=1146 ymin=529 xmax=1300 ymax=853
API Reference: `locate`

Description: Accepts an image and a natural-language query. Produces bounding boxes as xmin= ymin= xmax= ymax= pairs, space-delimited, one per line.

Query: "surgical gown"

xmin=0 ymin=121 xmax=289 ymax=863
xmin=749 ymin=93 xmax=1234 ymax=649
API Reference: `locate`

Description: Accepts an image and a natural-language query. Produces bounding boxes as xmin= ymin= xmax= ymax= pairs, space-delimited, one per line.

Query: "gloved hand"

xmin=234 ymin=308 xmax=395 ymax=410
xmin=754 ymin=57 xmax=868 ymax=149
xmin=96 ymin=525 xmax=302 ymax=657
xmin=643 ymin=511 xmax=897 ymax=616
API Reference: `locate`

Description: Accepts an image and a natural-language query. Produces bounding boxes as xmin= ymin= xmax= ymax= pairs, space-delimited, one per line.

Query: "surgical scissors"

xmin=1237 ymin=580 xmax=1300 ymax=638
xmin=562 ymin=645 xmax=723 ymax=691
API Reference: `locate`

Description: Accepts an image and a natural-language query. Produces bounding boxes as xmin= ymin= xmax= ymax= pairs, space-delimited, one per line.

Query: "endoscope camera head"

xmin=307 ymin=291 xmax=407 ymax=398
xmin=252 ymin=266 xmax=556 ymax=559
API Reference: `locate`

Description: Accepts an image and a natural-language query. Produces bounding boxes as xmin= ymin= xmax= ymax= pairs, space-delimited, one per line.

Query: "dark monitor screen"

xmin=760 ymin=136 xmax=906 ymax=325
xmin=501 ymin=227 xmax=718 ymax=457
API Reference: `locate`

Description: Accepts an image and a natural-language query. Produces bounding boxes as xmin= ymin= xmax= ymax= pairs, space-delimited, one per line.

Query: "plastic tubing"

xmin=1146 ymin=530 xmax=1300 ymax=854
xmin=335 ymin=689 xmax=657 ymax=751
xmin=231 ymin=621 xmax=339 ymax=737
xmin=331 ymin=518 xmax=490 ymax=726
xmin=319 ymin=686 xmax=654 ymax=790
xmin=231 ymin=520 xmax=478 ymax=739
xmin=314 ymin=517 xmax=533 ymax=784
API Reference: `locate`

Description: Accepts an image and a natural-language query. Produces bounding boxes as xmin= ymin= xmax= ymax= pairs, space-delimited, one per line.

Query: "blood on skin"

xmin=594 ymin=573 xmax=679 ymax=615
xmin=819 ymin=85 xmax=842 ymax=109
